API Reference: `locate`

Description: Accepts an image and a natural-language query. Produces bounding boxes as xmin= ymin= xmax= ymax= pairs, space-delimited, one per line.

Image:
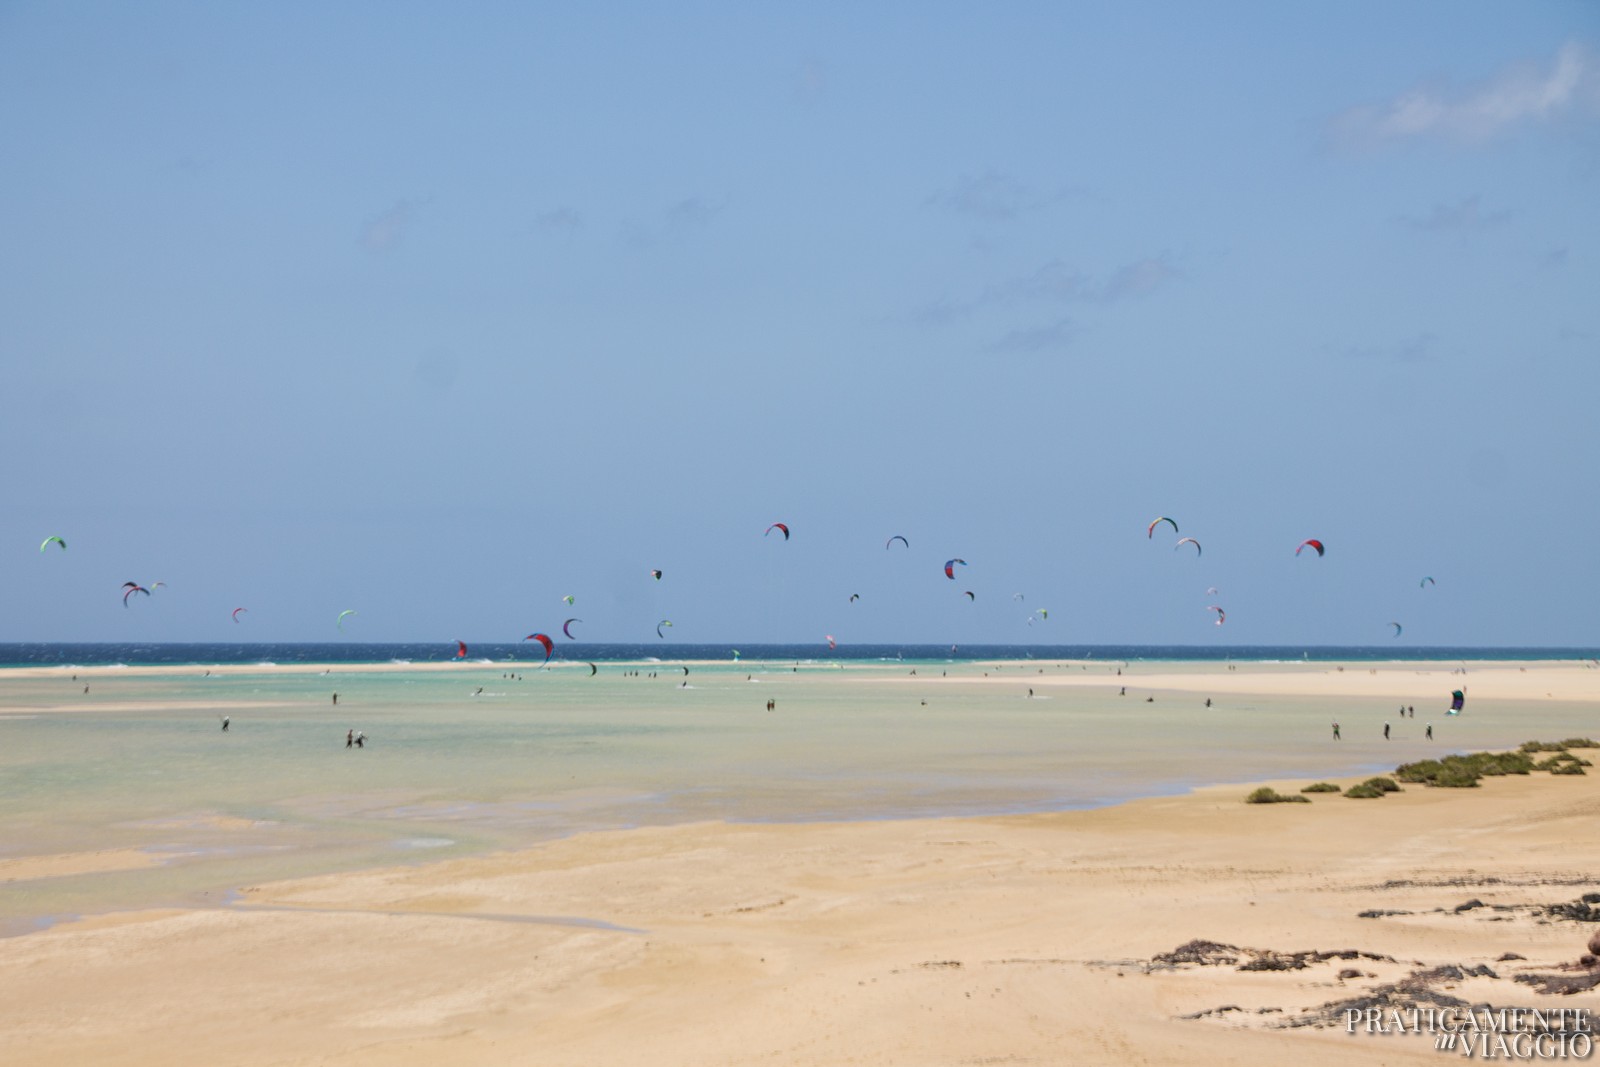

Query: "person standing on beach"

xmin=1333 ymin=722 xmax=1341 ymax=740
xmin=346 ymin=729 xmax=353 ymax=749
xmin=332 ymin=693 xmax=338 ymax=706
xmin=1426 ymin=723 xmax=1433 ymax=740
xmin=1384 ymin=722 xmax=1391 ymax=739
xmin=221 ymin=717 xmax=229 ymax=732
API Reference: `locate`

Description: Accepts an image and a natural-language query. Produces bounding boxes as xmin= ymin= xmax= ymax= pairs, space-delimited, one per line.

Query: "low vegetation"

xmin=1252 ymin=741 xmax=1592 ymax=804
xmin=1396 ymin=742 xmax=1593 ymax=788
xmin=1246 ymin=787 xmax=1310 ymax=804
xmin=1520 ymin=738 xmax=1599 ymax=752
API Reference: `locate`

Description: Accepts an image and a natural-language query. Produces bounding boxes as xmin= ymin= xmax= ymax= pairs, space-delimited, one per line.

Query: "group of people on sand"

xmin=345 ymin=729 xmax=366 ymax=749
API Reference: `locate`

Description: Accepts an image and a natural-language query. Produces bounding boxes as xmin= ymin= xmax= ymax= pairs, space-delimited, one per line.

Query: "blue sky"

xmin=2 ymin=2 xmax=1596 ymax=646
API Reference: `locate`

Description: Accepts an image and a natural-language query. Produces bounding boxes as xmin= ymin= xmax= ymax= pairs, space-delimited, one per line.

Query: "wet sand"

xmin=1 ymin=660 xmax=1596 ymax=1064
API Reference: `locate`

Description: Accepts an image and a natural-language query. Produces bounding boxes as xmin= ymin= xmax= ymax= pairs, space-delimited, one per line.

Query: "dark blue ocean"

xmin=1 ymin=642 xmax=1594 ymax=668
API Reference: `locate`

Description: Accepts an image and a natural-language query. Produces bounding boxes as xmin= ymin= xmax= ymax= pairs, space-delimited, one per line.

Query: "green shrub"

xmin=1247 ymin=787 xmax=1310 ymax=804
xmin=1344 ymin=783 xmax=1386 ymax=799
xmin=1395 ymin=759 xmax=1443 ymax=784
xmin=1302 ymin=782 xmax=1342 ymax=793
xmin=1363 ymin=776 xmax=1401 ymax=793
xmin=1393 ymin=744 xmax=1597 ymax=789
xmin=1534 ymin=752 xmax=1590 ymax=772
xmin=1433 ymin=766 xmax=1482 ymax=788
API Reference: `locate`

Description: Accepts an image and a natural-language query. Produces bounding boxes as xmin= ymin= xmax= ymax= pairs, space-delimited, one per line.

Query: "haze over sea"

xmin=3 ymin=644 xmax=1595 ymax=937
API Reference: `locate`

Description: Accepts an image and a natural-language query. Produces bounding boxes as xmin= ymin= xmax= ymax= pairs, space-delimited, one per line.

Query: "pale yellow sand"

xmin=2 ymin=661 xmax=1596 ymax=1065
xmin=0 ymin=847 xmax=168 ymax=883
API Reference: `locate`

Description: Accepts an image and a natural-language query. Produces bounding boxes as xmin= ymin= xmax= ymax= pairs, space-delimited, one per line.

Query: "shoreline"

xmin=4 ymin=751 xmax=1599 ymax=1064
xmin=3 ymin=658 xmax=1596 ymax=1063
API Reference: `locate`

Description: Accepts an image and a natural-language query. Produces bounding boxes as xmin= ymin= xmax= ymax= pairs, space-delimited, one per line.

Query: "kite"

xmin=454 ymin=640 xmax=469 ymax=659
xmin=337 ymin=609 xmax=357 ymax=630
xmin=657 ymin=619 xmax=673 ymax=639
xmin=944 ymin=558 xmax=966 ymax=579
xmin=1391 ymin=622 xmax=1403 ymax=638
xmin=650 ymin=569 xmax=663 ymax=580
xmin=1420 ymin=577 xmax=1436 ymax=588
xmin=1147 ymin=517 xmax=1178 ymax=538
xmin=40 ymin=536 xmax=66 ymax=552
xmin=524 ymin=632 xmax=554 ymax=664
xmin=766 ymin=523 xmax=790 ymax=540
xmin=231 ymin=607 xmax=247 ymax=623
xmin=1175 ymin=537 xmax=1202 ymax=556
xmin=849 ymin=593 xmax=860 ymax=603
xmin=587 ymin=662 xmax=597 ymax=676
xmin=563 ymin=594 xmax=576 ymax=605
xmin=1208 ymin=605 xmax=1225 ymax=626
xmin=562 ymin=618 xmax=582 ymax=639
xmin=885 ymin=535 xmax=909 ymax=550
xmin=826 ymin=634 xmax=836 ymax=650
xmin=963 ymin=591 xmax=975 ymax=601
xmin=1296 ymin=539 xmax=1325 ymax=557
xmin=1449 ymin=689 xmax=1465 ymax=713
xmin=122 ymin=583 xmax=150 ymax=607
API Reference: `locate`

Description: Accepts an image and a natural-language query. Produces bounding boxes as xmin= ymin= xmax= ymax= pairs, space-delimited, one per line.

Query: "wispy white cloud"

xmin=987 ymin=317 xmax=1077 ymax=354
xmin=1401 ymin=195 xmax=1511 ymax=232
xmin=1331 ymin=41 xmax=1599 ymax=146
xmin=1334 ymin=332 xmax=1439 ymax=365
xmin=916 ymin=254 xmax=1180 ymax=323
xmin=535 ymin=207 xmax=583 ymax=235
xmin=622 ymin=195 xmax=730 ymax=247
xmin=666 ymin=195 xmax=729 ymax=228
xmin=1100 ymin=257 xmax=1182 ymax=301
xmin=359 ymin=199 xmax=416 ymax=254
xmin=928 ymin=172 xmax=1072 ymax=221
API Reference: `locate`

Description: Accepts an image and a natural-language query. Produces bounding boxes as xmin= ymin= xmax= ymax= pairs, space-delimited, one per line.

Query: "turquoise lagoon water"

xmin=1 ymin=649 xmax=1595 ymax=934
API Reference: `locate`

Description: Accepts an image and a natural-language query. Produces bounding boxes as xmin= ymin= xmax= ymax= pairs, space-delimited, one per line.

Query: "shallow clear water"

xmin=1 ymin=656 xmax=1594 ymax=934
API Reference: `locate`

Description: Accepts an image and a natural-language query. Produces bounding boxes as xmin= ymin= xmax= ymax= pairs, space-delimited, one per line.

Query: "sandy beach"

xmin=2 ymin=660 xmax=1597 ymax=1065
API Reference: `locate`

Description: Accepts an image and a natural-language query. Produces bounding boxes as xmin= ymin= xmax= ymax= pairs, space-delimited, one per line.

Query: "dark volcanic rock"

xmin=1515 ymin=971 xmax=1600 ymax=995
